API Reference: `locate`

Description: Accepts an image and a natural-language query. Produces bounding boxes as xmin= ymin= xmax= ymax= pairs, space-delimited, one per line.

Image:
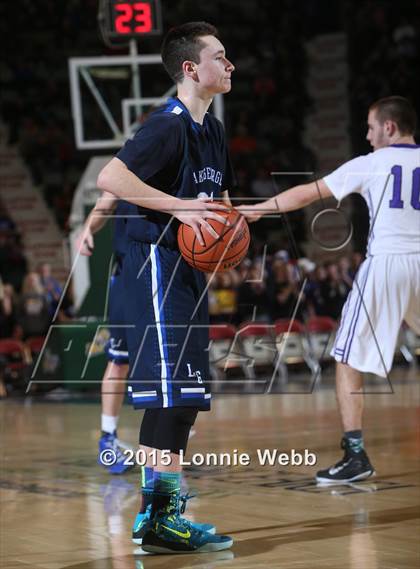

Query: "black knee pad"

xmin=153 ymin=407 xmax=199 ymax=454
xmin=139 ymin=408 xmax=160 ymax=447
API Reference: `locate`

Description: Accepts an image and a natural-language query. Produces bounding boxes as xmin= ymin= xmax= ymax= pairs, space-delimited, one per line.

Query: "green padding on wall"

xmin=78 ymin=205 xmax=113 ymax=317
xmin=31 ymin=321 xmax=109 ymax=391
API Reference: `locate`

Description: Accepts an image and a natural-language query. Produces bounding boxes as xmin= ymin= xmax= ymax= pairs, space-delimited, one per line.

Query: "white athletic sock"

xmin=102 ymin=414 xmax=119 ymax=434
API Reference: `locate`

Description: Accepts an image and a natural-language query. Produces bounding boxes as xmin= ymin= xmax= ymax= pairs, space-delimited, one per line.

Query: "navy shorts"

xmin=105 ymin=258 xmax=129 ymax=365
xmin=123 ymin=242 xmax=211 ymax=410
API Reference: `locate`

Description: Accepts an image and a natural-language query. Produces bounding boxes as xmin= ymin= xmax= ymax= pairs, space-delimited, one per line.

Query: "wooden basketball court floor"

xmin=1 ymin=367 xmax=419 ymax=569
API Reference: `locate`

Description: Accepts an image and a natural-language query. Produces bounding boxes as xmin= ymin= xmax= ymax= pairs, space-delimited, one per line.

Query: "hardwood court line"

xmin=372 ymin=470 xmax=420 ymax=481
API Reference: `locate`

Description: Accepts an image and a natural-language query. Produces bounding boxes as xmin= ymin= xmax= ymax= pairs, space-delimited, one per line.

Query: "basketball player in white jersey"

xmin=239 ymin=96 xmax=420 ymax=483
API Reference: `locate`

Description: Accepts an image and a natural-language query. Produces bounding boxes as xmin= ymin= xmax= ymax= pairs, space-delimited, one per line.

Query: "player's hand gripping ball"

xmin=177 ymin=207 xmax=250 ymax=273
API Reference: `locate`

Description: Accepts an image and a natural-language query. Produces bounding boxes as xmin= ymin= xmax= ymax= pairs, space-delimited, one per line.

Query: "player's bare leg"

xmin=316 ymin=362 xmax=375 ymax=484
xmin=102 ymin=362 xmax=128 ymax=422
xmin=98 ymin=362 xmax=133 ymax=474
xmin=336 ymin=362 xmax=363 ymax=431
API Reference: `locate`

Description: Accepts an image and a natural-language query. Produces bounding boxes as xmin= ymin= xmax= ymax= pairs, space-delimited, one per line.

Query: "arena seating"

xmin=208 ymin=323 xmax=254 ymax=390
xmin=237 ymin=322 xmax=276 ymax=367
xmin=0 ymin=339 xmax=32 ymax=387
xmin=26 ymin=336 xmax=46 ymax=359
xmin=305 ymin=316 xmax=337 ymax=367
xmin=274 ymin=319 xmax=317 ymax=382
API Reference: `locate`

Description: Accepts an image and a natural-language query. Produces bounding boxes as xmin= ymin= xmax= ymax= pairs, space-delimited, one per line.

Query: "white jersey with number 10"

xmin=323 ymin=144 xmax=420 ymax=256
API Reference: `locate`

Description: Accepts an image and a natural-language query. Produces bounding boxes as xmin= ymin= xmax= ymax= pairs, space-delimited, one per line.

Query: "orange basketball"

xmin=177 ymin=207 xmax=250 ymax=273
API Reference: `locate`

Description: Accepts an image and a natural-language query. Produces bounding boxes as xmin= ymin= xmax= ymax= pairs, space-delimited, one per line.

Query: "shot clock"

xmin=102 ymin=0 xmax=162 ymax=39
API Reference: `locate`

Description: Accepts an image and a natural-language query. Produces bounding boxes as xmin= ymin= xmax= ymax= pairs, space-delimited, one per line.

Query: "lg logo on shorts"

xmin=187 ymin=363 xmax=203 ymax=383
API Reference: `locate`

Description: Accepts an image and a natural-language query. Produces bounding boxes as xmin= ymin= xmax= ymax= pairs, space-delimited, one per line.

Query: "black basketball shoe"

xmin=316 ymin=437 xmax=375 ymax=485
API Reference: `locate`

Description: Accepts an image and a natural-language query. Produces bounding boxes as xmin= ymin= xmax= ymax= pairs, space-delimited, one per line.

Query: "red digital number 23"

xmin=115 ymin=3 xmax=152 ymax=34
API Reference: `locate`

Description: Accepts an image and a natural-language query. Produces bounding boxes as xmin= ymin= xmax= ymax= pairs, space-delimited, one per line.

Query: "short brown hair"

xmin=161 ymin=22 xmax=218 ymax=84
xmin=369 ymin=96 xmax=417 ymax=135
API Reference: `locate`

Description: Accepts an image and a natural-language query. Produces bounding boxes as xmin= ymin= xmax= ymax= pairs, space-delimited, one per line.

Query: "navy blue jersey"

xmin=107 ymin=200 xmax=133 ymax=364
xmin=105 ymin=266 xmax=129 ymax=365
xmin=124 ymin=242 xmax=211 ymax=410
xmin=116 ymin=97 xmax=235 ymax=248
xmin=112 ymin=200 xmax=136 ymax=258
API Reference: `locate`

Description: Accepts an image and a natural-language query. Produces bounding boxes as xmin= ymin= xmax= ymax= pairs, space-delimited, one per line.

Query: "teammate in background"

xmin=38 ymin=263 xmax=63 ymax=316
xmin=76 ymin=192 xmax=134 ymax=475
xmin=97 ymin=22 xmax=234 ymax=553
xmin=239 ymin=96 xmax=420 ymax=484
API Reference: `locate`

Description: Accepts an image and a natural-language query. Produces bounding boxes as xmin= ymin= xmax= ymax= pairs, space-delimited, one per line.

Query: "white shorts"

xmin=332 ymin=254 xmax=420 ymax=377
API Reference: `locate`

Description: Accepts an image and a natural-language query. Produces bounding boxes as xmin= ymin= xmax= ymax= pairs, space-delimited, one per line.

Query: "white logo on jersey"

xmin=187 ymin=363 xmax=203 ymax=383
xmin=197 ymin=191 xmax=214 ymax=200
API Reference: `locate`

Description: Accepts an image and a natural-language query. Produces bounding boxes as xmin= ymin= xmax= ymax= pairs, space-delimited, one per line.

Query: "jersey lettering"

xmin=194 ymin=167 xmax=223 ymax=187
xmin=389 ymin=165 xmax=420 ymax=210
xmin=187 ymin=363 xmax=203 ymax=383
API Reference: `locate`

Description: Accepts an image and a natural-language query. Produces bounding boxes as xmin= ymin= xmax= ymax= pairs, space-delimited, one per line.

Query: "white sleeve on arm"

xmin=323 ymin=154 xmax=372 ymax=201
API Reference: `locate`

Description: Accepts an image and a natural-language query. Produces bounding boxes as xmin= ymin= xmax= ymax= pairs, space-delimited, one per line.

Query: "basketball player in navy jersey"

xmin=76 ymin=192 xmax=135 ymax=474
xmin=239 ymin=96 xmax=420 ymax=485
xmin=97 ymin=22 xmax=235 ymax=553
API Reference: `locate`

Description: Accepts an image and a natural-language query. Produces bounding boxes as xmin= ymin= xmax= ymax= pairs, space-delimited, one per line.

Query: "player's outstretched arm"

xmin=238 ymin=179 xmax=333 ymax=222
xmin=97 ymin=157 xmax=230 ymax=245
xmin=75 ymin=191 xmax=118 ymax=256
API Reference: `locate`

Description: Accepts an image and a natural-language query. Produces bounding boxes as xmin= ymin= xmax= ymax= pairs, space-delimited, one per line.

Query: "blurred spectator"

xmin=273 ymin=249 xmax=290 ymax=264
xmin=237 ymin=261 xmax=270 ymax=322
xmin=16 ymin=272 xmax=51 ymax=339
xmin=338 ymin=256 xmax=354 ymax=287
xmin=0 ymin=231 xmax=28 ymax=293
xmin=305 ymin=264 xmax=328 ymax=316
xmin=209 ymin=272 xmax=239 ymax=324
xmin=319 ymin=262 xmax=351 ymax=320
xmin=38 ymin=262 xmax=62 ymax=316
xmin=269 ymin=257 xmax=300 ymax=320
xmin=297 ymin=257 xmax=316 ymax=276
xmin=236 ymin=257 xmax=252 ymax=281
xmin=210 ymin=253 xmax=357 ymax=325
xmin=0 ymin=279 xmax=17 ymax=338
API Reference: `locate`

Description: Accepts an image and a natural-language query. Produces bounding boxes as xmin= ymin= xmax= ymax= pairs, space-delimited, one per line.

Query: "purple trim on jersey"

xmin=344 ymin=257 xmax=373 ymax=363
xmin=337 ymin=260 xmax=369 ymax=360
xmin=390 ymin=144 xmax=420 ymax=148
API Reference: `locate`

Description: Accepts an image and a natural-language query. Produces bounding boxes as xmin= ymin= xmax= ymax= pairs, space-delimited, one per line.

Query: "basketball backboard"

xmin=68 ymin=50 xmax=225 ymax=150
